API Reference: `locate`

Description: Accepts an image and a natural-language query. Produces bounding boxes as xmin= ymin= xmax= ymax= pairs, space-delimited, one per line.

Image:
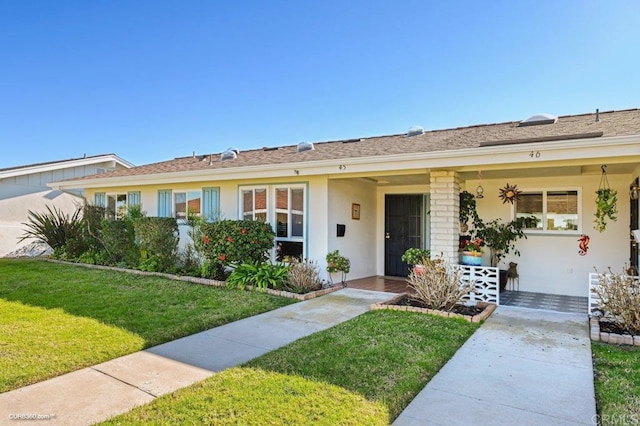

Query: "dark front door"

xmin=631 ymin=178 xmax=639 ymax=275
xmin=385 ymin=194 xmax=424 ymax=276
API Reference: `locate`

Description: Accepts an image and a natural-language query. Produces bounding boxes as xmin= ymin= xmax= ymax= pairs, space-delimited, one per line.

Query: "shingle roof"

xmin=75 ymin=109 xmax=640 ymax=181
xmin=0 ymin=153 xmax=122 ymax=173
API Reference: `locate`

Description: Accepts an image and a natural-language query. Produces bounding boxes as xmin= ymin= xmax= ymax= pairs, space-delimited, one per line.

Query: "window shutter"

xmin=202 ymin=187 xmax=220 ymax=221
xmin=158 ymin=190 xmax=172 ymax=217
xmin=94 ymin=192 xmax=106 ymax=207
xmin=127 ymin=191 xmax=141 ymax=207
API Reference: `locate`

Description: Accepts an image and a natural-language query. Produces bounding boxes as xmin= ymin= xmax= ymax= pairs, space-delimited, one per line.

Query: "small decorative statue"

xmin=506 ymin=262 xmax=519 ymax=291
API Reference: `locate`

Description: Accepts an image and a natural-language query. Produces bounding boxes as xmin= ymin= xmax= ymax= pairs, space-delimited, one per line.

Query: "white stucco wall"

xmin=463 ymin=173 xmax=632 ymax=297
xmin=86 ymin=175 xmax=333 ymax=277
xmin=80 ymin=166 xmax=636 ymax=295
xmin=0 ymin=159 xmax=130 ymax=256
xmin=327 ymin=179 xmax=377 ymax=281
xmin=0 ymin=187 xmax=84 ymax=256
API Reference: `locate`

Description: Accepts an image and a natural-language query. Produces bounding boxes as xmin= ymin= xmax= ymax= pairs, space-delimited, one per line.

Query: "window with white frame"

xmin=103 ymin=191 xmax=140 ymax=219
xmin=241 ymin=187 xmax=268 ymax=222
xmin=157 ymin=188 xmax=219 ymax=219
xmin=515 ymin=189 xmax=580 ymax=232
xmin=107 ymin=194 xmax=128 ymax=219
xmin=240 ymin=185 xmax=306 ymax=260
xmin=174 ymin=191 xmax=201 ymax=219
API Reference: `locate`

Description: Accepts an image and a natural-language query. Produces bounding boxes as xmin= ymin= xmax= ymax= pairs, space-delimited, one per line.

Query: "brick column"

xmin=429 ymin=171 xmax=460 ymax=264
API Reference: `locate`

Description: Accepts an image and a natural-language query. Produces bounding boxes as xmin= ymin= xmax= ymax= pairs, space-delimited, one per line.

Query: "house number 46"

xmin=529 ymin=151 xmax=541 ymax=158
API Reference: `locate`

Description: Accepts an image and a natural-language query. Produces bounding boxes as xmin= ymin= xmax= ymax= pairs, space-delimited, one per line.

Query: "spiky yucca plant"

xmin=20 ymin=205 xmax=83 ymax=250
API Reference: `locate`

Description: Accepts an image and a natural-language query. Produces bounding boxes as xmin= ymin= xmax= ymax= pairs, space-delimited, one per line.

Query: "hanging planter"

xmin=594 ymin=165 xmax=618 ymax=233
xmin=459 ymin=191 xmax=481 ymax=234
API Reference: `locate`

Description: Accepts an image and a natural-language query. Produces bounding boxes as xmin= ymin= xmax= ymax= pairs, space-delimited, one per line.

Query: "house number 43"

xmin=529 ymin=151 xmax=541 ymax=158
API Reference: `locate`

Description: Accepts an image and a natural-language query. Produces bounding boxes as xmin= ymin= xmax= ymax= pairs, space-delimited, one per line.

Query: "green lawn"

xmin=102 ymin=310 xmax=479 ymax=424
xmin=0 ymin=259 xmax=295 ymax=393
xmin=592 ymin=342 xmax=640 ymax=425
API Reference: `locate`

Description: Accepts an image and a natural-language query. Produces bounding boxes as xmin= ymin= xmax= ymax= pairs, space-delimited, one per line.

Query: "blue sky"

xmin=1 ymin=1 xmax=638 ymax=168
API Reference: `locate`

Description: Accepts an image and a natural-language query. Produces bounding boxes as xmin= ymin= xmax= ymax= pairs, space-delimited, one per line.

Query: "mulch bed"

xmin=599 ymin=321 xmax=634 ymax=336
xmin=400 ymin=296 xmax=485 ymax=316
xmin=371 ymin=293 xmax=496 ymax=323
xmin=590 ymin=317 xmax=640 ymax=346
xmin=45 ymin=259 xmax=342 ymax=301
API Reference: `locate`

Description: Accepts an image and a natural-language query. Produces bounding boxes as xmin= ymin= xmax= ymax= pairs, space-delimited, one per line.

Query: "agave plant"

xmin=20 ymin=205 xmax=83 ymax=250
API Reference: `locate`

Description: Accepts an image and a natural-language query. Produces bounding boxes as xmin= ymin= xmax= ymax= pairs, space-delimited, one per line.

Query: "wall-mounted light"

xmin=476 ymin=170 xmax=484 ymax=199
xmin=630 ymin=183 xmax=640 ymax=200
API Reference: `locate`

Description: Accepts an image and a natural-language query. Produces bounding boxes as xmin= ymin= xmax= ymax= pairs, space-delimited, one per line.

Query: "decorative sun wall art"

xmin=498 ymin=183 xmax=522 ymax=204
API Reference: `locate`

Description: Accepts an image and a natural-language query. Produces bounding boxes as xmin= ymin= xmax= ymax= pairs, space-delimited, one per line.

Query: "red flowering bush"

xmin=200 ymin=220 xmax=275 ymax=279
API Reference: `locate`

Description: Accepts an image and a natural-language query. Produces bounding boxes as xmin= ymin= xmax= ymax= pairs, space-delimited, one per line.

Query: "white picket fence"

xmin=588 ymin=273 xmax=601 ymax=315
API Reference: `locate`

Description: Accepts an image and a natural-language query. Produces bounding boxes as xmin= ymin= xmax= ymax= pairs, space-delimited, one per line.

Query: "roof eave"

xmin=0 ymin=154 xmax=134 ymax=180
xmin=50 ymin=134 xmax=640 ymax=190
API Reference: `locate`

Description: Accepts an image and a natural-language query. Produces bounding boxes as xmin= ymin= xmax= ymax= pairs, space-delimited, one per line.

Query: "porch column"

xmin=429 ymin=171 xmax=460 ymax=264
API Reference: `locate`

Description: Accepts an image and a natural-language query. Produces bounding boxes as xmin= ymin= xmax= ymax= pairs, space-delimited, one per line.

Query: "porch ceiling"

xmin=345 ymin=162 xmax=638 ymax=187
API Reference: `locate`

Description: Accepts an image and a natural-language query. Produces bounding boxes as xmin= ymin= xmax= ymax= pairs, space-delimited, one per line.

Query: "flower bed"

xmin=371 ymin=293 xmax=496 ymax=323
xmin=589 ymin=317 xmax=640 ymax=346
xmin=46 ymin=259 xmax=342 ymax=301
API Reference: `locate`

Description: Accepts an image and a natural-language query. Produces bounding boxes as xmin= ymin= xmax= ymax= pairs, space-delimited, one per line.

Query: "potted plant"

xmin=401 ymin=247 xmax=431 ymax=274
xmin=326 ymin=249 xmax=350 ymax=286
xmin=475 ymin=217 xmax=529 ymax=291
xmin=459 ymin=237 xmax=484 ymax=266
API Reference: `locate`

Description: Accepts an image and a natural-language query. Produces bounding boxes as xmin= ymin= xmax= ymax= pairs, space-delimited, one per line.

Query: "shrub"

xmin=200 ymin=220 xmax=275 ymax=279
xmin=177 ymin=213 xmax=206 ymax=276
xmin=326 ymin=250 xmax=350 ymax=286
xmin=139 ymin=255 xmax=161 ymax=272
xmin=76 ymin=250 xmax=105 ymax=265
xmin=594 ymin=268 xmax=640 ymax=334
xmin=20 ymin=205 xmax=83 ymax=252
xmin=226 ymin=262 xmax=289 ymax=291
xmin=81 ymin=205 xmax=107 ymax=252
xmin=178 ymin=244 xmax=202 ymax=276
xmin=134 ymin=217 xmax=179 ymax=272
xmin=408 ymin=257 xmax=475 ymax=311
xmin=225 ymin=262 xmax=258 ymax=289
xmin=100 ymin=219 xmax=139 ymax=267
xmin=401 ymin=248 xmax=431 ymax=265
xmin=287 ymin=258 xmax=323 ymax=293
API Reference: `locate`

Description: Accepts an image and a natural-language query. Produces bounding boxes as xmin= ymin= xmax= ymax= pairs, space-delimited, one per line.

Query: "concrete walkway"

xmin=394 ymin=306 xmax=596 ymax=426
xmin=0 ymin=288 xmax=392 ymax=425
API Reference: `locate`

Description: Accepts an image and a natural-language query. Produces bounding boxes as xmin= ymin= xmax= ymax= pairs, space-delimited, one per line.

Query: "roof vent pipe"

xmin=595 ymin=108 xmax=600 ymax=123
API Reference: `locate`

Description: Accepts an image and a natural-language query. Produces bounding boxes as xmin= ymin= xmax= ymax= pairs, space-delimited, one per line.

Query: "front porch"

xmin=346 ymin=275 xmax=588 ymax=314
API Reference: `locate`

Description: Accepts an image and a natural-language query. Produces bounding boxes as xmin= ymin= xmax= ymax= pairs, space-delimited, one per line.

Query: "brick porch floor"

xmin=346 ymin=276 xmax=414 ymax=294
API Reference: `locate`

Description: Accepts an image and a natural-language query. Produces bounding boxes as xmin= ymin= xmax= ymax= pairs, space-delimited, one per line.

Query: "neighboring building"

xmin=0 ymin=154 xmax=133 ymax=256
xmin=51 ymin=109 xmax=640 ymax=297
